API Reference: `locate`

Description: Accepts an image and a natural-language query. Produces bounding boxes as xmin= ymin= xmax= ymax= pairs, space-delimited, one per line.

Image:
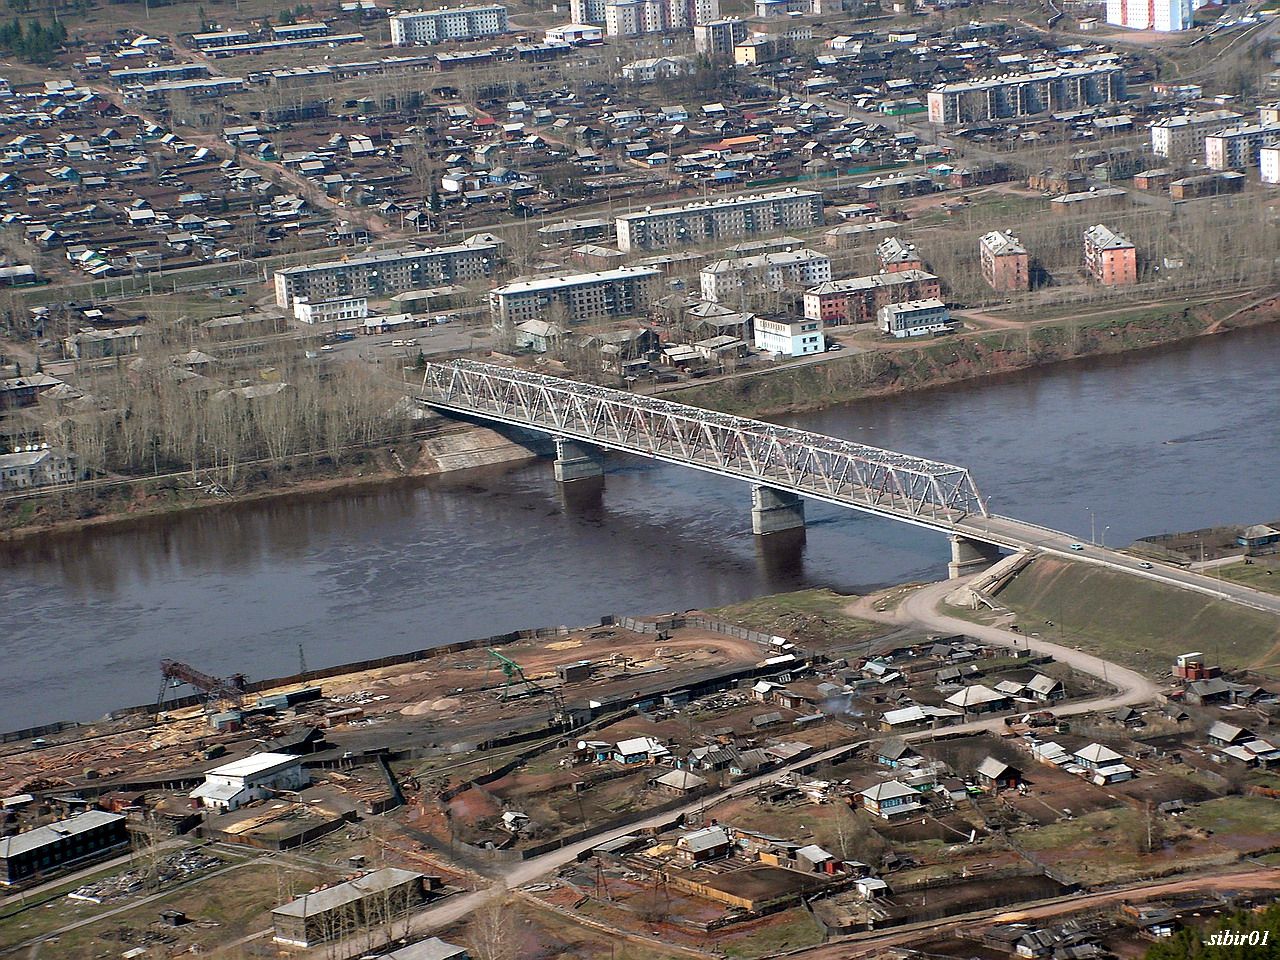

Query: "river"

xmin=2 ymin=326 xmax=1277 ymax=730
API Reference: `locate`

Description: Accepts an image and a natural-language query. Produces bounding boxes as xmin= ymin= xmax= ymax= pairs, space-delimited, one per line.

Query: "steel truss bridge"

xmin=416 ymin=359 xmax=1280 ymax=615
xmin=419 ymin=359 xmax=987 ymax=532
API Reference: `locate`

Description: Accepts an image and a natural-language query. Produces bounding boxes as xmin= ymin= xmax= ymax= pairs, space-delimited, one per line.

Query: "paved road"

xmin=384 ymin=574 xmax=1159 ymax=947
xmin=954 ymin=514 xmax=1280 ymax=617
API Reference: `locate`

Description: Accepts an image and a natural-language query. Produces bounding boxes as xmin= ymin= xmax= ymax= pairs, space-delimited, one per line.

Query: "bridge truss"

xmin=419 ymin=360 xmax=988 ymax=526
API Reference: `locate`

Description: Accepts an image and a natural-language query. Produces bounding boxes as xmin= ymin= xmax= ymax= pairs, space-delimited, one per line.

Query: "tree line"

xmin=0 ymin=17 xmax=67 ymax=63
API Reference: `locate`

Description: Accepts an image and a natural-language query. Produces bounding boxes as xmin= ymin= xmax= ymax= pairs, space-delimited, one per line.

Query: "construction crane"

xmin=159 ymin=659 xmax=249 ymax=712
xmin=484 ymin=649 xmax=566 ymax=726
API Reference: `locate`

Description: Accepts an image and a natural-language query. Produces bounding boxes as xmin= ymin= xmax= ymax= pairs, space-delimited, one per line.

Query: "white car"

xmin=1069 ymin=543 xmax=1084 ymax=551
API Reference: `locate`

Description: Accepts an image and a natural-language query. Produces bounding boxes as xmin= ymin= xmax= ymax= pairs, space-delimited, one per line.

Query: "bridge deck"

xmin=419 ymin=360 xmax=987 ymax=532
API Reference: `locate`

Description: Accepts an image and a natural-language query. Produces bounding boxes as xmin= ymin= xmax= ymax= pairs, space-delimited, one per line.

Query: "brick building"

xmin=1083 ymin=224 xmax=1136 ymax=286
xmin=978 ymin=231 xmax=1030 ymax=292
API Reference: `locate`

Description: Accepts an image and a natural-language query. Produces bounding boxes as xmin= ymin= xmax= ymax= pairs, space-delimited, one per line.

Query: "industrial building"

xmin=615 ymin=190 xmax=824 ymax=252
xmin=1204 ymin=123 xmax=1280 ymax=170
xmin=490 ymin=267 xmax=661 ymax=325
xmin=0 ymin=811 xmax=129 ymax=885
xmin=979 ymin=231 xmax=1030 ymax=292
xmin=879 ymin=298 xmax=952 ymax=339
xmin=1105 ymin=0 xmax=1192 ymax=32
xmin=272 ymin=868 xmax=434 ymax=947
xmin=389 ymin=5 xmax=509 ymax=44
xmin=802 ymin=270 xmax=940 ymax=324
xmin=753 ymin=314 xmax=825 ymax=356
xmin=699 ymin=248 xmax=831 ymax=303
xmin=273 ymin=244 xmax=498 ymax=308
xmin=190 ymin=752 xmax=309 ymax=812
xmin=1149 ymin=110 xmax=1241 ymax=159
xmin=1083 ymin=224 xmax=1137 ymax=286
xmin=926 ymin=64 xmax=1126 ymax=126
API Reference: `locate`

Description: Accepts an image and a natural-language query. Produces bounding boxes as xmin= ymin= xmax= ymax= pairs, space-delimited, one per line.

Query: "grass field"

xmin=2 ymin=858 xmax=328 ymax=959
xmin=993 ymin=558 xmax=1280 ymax=676
xmin=1217 ymin=559 xmax=1280 ymax=597
xmin=1186 ymin=796 xmax=1280 ymax=853
xmin=709 ymin=588 xmax=882 ymax=656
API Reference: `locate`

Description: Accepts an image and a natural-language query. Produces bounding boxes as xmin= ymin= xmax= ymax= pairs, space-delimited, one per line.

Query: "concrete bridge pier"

xmin=751 ymin=485 xmax=806 ymax=536
xmin=553 ymin=438 xmax=605 ymax=483
xmin=948 ymin=535 xmax=1003 ymax=579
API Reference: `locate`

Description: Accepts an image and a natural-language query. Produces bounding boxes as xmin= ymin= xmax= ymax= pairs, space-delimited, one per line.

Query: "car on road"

xmin=320 ymin=344 xmax=334 ymax=352
xmin=1138 ymin=561 xmax=1153 ymax=569
xmin=1069 ymin=543 xmax=1084 ymax=551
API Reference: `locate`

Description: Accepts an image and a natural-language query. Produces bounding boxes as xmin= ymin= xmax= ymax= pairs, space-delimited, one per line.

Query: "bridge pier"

xmin=751 ymin=485 xmax=806 ymax=537
xmin=553 ymin=438 xmax=605 ymax=483
xmin=948 ymin=535 xmax=1003 ymax=579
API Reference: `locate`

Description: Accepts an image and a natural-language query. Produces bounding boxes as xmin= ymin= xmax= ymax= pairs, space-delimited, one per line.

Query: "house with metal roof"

xmin=272 ymin=868 xmax=433 ymax=947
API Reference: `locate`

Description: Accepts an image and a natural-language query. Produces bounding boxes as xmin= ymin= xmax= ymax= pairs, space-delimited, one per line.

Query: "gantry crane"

xmin=159 ymin=659 xmax=249 ymax=712
xmin=484 ymin=649 xmax=566 ymax=725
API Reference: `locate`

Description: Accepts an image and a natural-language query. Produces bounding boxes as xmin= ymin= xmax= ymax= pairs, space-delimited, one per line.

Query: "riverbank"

xmin=669 ymin=292 xmax=1280 ymax=417
xmin=2 ymin=296 xmax=1275 ymax=546
xmin=0 ymin=424 xmax=541 ymax=547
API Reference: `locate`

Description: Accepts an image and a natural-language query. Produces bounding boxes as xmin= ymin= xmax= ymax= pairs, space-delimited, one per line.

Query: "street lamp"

xmin=1088 ymin=507 xmax=1096 ymax=545
xmin=1102 ymin=525 xmax=1111 ymax=549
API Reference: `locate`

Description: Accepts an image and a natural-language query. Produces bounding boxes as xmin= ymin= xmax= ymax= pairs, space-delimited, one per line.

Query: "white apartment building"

xmin=293 ymin=295 xmax=369 ymax=325
xmin=699 ymin=248 xmax=831 ymax=304
xmin=694 ymin=17 xmax=746 ymax=55
xmin=273 ymin=244 xmax=498 ymax=308
xmin=490 ymin=267 xmax=661 ymax=325
xmin=389 ymin=5 xmax=509 ymax=44
xmin=616 ymin=190 xmax=825 ymax=253
xmin=1105 ymin=0 xmax=1193 ymax=31
xmin=753 ymin=314 xmax=824 ymax=356
xmin=926 ymin=64 xmax=1125 ymax=126
xmin=1204 ymin=123 xmax=1280 ymax=170
xmin=879 ymin=298 xmax=951 ymax=338
xmin=1149 ymin=110 xmax=1242 ymax=158
xmin=190 ymin=753 xmax=309 ymax=812
xmin=1261 ymin=144 xmax=1280 ymax=185
xmin=570 ymin=0 xmax=608 ymax=21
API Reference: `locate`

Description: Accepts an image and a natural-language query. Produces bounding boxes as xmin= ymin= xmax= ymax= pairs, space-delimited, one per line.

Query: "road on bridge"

xmin=957 ymin=513 xmax=1280 ymax=617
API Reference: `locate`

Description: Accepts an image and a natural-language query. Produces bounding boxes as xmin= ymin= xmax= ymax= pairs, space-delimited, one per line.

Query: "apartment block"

xmin=700 ymin=248 xmax=831 ymax=304
xmin=978 ymin=231 xmax=1030 ymax=292
xmin=602 ymin=0 xmax=714 ymax=33
xmin=879 ymin=298 xmax=951 ymax=339
xmin=803 ymin=270 xmax=940 ymax=324
xmin=389 ymin=5 xmax=509 ymax=44
xmin=273 ymin=244 xmax=498 ymax=308
xmin=1105 ymin=0 xmax=1192 ymax=31
xmin=1262 ymin=144 xmax=1280 ymax=185
xmin=1083 ymin=224 xmax=1137 ymax=286
xmin=927 ymin=64 xmax=1126 ymax=126
xmin=754 ymin=314 xmax=824 ymax=356
xmin=490 ymin=267 xmax=661 ymax=325
xmin=570 ymin=0 xmax=608 ymax=21
xmin=876 ymin=237 xmax=923 ymax=273
xmin=1149 ymin=110 xmax=1241 ymax=159
xmin=1204 ymin=123 xmax=1280 ymax=170
xmin=694 ymin=17 xmax=746 ymax=55
xmin=615 ymin=190 xmax=824 ymax=253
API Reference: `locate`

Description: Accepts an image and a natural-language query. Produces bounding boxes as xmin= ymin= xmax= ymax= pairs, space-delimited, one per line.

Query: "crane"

xmin=159 ymin=659 xmax=249 ymax=712
xmin=484 ymin=649 xmax=567 ymax=726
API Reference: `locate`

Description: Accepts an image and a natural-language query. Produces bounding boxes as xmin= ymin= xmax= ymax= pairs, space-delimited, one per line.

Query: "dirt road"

xmin=790 ymin=866 xmax=1280 ymax=960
